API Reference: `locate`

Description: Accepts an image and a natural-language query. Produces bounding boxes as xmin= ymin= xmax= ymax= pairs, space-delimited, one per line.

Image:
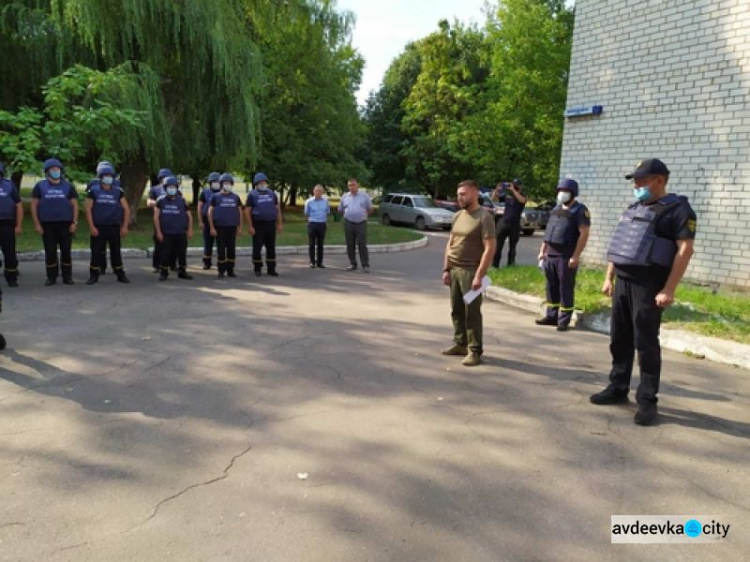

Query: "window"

xmin=391 ymin=196 xmax=404 ymax=206
xmin=383 ymin=194 xmax=394 ymax=204
xmin=412 ymin=197 xmax=437 ymax=208
xmin=403 ymin=197 xmax=414 ymax=208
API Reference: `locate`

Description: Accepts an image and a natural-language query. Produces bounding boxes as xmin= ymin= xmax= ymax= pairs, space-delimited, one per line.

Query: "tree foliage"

xmin=364 ymin=0 xmax=574 ymax=200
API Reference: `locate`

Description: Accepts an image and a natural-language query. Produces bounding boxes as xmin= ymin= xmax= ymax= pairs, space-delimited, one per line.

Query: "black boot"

xmin=86 ymin=273 xmax=100 ymax=285
xmin=116 ymin=272 xmax=131 ymax=284
xmin=227 ymin=267 xmax=237 ymax=278
xmin=178 ymin=269 xmax=193 ymax=280
xmin=589 ymin=385 xmax=629 ymax=405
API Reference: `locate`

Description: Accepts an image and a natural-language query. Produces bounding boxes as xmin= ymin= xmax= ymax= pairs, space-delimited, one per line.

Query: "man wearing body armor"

xmin=536 ymin=179 xmax=590 ymax=331
xmin=590 ymin=159 xmax=697 ymax=426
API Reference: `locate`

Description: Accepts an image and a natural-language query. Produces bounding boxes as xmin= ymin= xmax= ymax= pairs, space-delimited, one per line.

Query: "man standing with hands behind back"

xmin=339 ymin=178 xmax=373 ymax=272
xmin=442 ymin=180 xmax=496 ymax=367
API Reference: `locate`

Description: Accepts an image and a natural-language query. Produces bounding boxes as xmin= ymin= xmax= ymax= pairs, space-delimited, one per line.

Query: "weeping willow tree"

xmin=1 ymin=0 xmax=266 ymax=219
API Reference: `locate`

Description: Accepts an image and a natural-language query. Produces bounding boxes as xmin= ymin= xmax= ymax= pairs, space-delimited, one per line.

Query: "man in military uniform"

xmin=536 ymin=179 xmax=590 ymax=331
xmin=208 ymin=173 xmax=243 ymax=278
xmin=590 ymin=159 xmax=697 ymax=426
xmin=245 ymin=172 xmax=283 ymax=277
xmin=86 ymin=161 xmax=119 ymax=274
xmin=0 ymin=163 xmax=22 ymax=287
xmin=197 ymin=172 xmax=221 ymax=270
xmin=154 ymin=177 xmax=194 ymax=282
xmin=85 ymin=163 xmax=131 ymax=285
xmin=148 ymin=168 xmax=176 ymax=272
xmin=441 ymin=180 xmax=496 ymax=367
xmin=30 ymin=159 xmax=78 ymax=286
xmin=492 ymin=178 xmax=527 ymax=268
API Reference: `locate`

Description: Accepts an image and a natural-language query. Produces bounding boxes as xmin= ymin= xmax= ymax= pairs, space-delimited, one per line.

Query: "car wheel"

xmin=382 ymin=214 xmax=391 ymax=226
xmin=415 ymin=217 xmax=426 ymax=231
xmin=522 ymin=229 xmax=535 ymax=236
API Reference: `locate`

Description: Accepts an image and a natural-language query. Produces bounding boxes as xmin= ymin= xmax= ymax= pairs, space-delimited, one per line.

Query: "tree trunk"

xmin=121 ymin=153 xmax=150 ymax=226
xmin=288 ymin=183 xmax=298 ymax=208
xmin=11 ymin=171 xmax=23 ymax=193
xmin=191 ymin=176 xmax=201 ymax=209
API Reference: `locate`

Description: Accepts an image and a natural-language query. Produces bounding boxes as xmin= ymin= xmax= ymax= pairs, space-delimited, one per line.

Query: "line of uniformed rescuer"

xmin=0 ymin=157 xmax=699 ymax=426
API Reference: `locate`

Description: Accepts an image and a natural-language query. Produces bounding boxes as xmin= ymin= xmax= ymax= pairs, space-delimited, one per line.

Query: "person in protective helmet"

xmin=208 ymin=173 xmax=243 ymax=278
xmin=0 ymin=162 xmax=22 ymax=287
xmin=30 ymin=159 xmax=78 ymax=286
xmin=245 ymin=172 xmax=283 ymax=276
xmin=153 ymin=176 xmax=194 ymax=281
xmin=536 ymin=179 xmax=590 ymax=332
xmin=86 ymin=161 xmax=121 ymax=274
xmin=197 ymin=172 xmax=222 ymax=270
xmin=148 ymin=168 xmax=177 ymax=272
xmin=85 ymin=163 xmax=131 ymax=285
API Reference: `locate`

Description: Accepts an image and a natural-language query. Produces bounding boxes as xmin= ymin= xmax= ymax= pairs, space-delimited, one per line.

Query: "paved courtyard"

xmin=0 ymin=233 xmax=747 ymax=561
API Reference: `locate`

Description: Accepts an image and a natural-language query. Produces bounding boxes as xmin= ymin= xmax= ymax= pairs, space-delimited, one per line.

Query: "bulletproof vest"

xmin=606 ymin=194 xmax=684 ymax=268
xmin=159 ymin=196 xmax=189 ymax=234
xmin=544 ymin=203 xmax=582 ymax=246
xmin=0 ymin=179 xmax=18 ymax=220
xmin=200 ymin=188 xmax=215 ymax=216
xmin=212 ymin=193 xmax=241 ymax=226
xmin=150 ymin=185 xmax=166 ymax=201
xmin=249 ymin=189 xmax=278 ymax=221
xmin=36 ymin=179 xmax=75 ymax=222
xmin=92 ymin=187 xmax=124 ymax=225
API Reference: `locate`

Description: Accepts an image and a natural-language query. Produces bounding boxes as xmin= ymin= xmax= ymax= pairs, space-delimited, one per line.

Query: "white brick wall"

xmin=560 ymin=0 xmax=750 ymax=288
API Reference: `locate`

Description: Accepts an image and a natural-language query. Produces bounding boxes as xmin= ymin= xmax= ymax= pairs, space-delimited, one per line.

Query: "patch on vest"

xmin=688 ymin=219 xmax=697 ymax=233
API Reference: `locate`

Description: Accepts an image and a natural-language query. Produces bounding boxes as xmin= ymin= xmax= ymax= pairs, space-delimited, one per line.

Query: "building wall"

xmin=559 ymin=0 xmax=750 ymax=288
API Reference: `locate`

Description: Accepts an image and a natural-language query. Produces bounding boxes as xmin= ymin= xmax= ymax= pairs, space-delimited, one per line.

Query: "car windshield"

xmin=412 ymin=197 xmax=438 ymax=208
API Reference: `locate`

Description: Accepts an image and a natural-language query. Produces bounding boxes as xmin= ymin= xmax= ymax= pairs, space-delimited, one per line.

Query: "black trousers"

xmin=160 ymin=233 xmax=188 ymax=274
xmin=344 ymin=220 xmax=369 ymax=267
xmin=90 ymin=224 xmax=124 ymax=276
xmin=202 ymin=220 xmax=215 ymax=266
xmin=252 ymin=220 xmax=277 ymax=272
xmin=0 ymin=222 xmax=19 ymax=282
xmin=543 ymin=255 xmax=577 ymax=327
xmin=608 ymin=277 xmax=664 ymax=405
xmin=307 ymin=222 xmax=327 ymax=265
xmin=153 ymin=231 xmax=177 ymax=270
xmin=41 ymin=221 xmax=73 ymax=281
xmin=493 ymin=221 xmax=521 ymax=267
xmin=216 ymin=225 xmax=238 ymax=273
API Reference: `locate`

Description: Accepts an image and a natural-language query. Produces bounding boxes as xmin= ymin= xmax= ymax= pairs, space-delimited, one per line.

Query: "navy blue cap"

xmin=253 ymin=172 xmax=269 ymax=185
xmin=625 ymin=159 xmax=670 ymax=179
xmin=157 ymin=168 xmax=174 ymax=179
xmin=556 ymin=178 xmax=579 ymax=197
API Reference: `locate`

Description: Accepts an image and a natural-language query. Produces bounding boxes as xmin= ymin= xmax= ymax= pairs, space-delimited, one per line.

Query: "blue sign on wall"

xmin=565 ymin=105 xmax=604 ymax=118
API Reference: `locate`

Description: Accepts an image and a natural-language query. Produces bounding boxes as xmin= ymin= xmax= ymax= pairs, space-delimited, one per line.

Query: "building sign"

xmin=565 ymin=105 xmax=604 ymax=118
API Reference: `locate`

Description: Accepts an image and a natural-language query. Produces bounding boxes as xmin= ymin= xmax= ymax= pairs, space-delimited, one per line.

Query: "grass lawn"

xmin=14 ymin=205 xmax=420 ymax=252
xmin=488 ymin=265 xmax=750 ymax=344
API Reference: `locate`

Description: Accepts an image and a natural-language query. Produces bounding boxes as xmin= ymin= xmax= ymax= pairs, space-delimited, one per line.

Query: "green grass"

xmin=488 ymin=265 xmax=750 ymax=344
xmin=14 ymin=206 xmax=421 ymax=252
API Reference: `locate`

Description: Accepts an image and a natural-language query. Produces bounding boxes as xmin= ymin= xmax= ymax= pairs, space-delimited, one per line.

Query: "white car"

xmin=380 ymin=193 xmax=455 ymax=230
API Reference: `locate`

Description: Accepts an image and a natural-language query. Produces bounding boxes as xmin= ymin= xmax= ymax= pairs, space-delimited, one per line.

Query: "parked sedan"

xmin=380 ymin=193 xmax=455 ymax=230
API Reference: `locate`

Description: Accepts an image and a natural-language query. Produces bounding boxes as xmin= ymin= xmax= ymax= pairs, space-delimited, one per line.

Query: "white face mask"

xmin=557 ymin=191 xmax=572 ymax=205
xmin=102 ymin=176 xmax=114 ymax=186
xmin=257 ymin=182 xmax=269 ymax=191
xmin=210 ymin=182 xmax=220 ymax=191
xmin=222 ymin=184 xmax=233 ymax=193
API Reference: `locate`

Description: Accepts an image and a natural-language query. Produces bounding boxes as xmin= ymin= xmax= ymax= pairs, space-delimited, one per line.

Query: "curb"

xmin=484 ymin=286 xmax=750 ymax=371
xmin=15 ymin=235 xmax=429 ymax=262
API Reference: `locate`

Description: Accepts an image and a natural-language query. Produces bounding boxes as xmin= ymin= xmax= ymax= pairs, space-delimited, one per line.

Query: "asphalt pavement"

xmin=0 ymin=230 xmax=747 ymax=561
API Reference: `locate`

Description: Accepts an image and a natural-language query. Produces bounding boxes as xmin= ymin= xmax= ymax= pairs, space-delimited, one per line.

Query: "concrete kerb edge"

xmin=484 ymin=286 xmax=750 ymax=371
xmin=15 ymin=235 xmax=429 ymax=261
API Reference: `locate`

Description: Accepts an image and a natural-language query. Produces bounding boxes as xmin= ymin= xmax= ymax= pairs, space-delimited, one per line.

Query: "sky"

xmin=335 ymin=0 xmax=489 ymax=106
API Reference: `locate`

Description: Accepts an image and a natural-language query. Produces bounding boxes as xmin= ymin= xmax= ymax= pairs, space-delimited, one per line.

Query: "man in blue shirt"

xmin=0 ymin=162 xmax=23 ymax=287
xmin=30 ymin=159 xmax=78 ymax=286
xmin=304 ymin=184 xmax=330 ymax=268
xmin=338 ymin=178 xmax=373 ymax=272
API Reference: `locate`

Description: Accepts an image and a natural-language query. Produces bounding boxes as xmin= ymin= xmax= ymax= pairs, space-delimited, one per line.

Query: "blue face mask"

xmin=102 ymin=176 xmax=114 ymax=186
xmin=166 ymin=187 xmax=178 ymax=196
xmin=633 ymin=186 xmax=652 ymax=202
xmin=49 ymin=169 xmax=62 ymax=180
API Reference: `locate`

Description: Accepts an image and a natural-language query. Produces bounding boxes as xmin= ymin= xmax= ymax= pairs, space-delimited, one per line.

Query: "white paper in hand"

xmin=463 ymin=276 xmax=491 ymax=305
